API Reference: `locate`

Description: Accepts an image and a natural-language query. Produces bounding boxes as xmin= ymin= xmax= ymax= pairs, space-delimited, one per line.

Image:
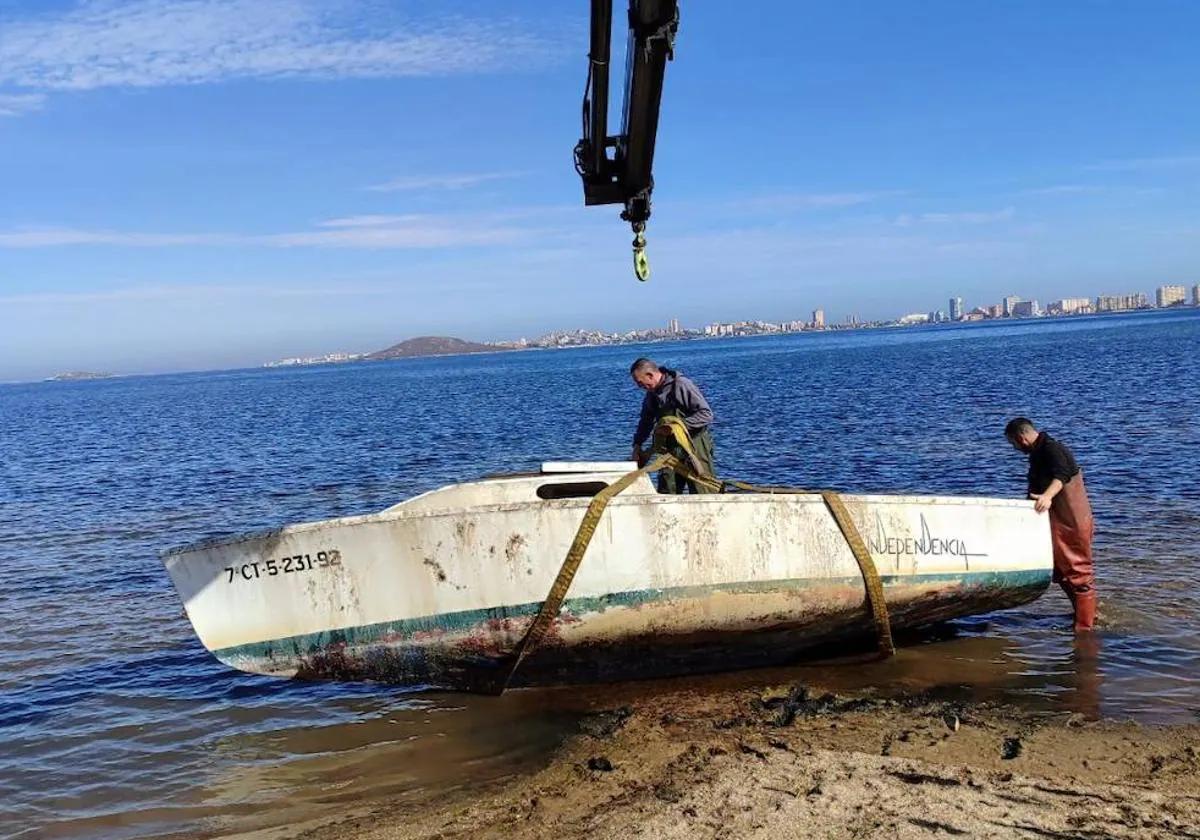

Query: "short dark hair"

xmin=1005 ymin=417 xmax=1035 ymax=439
xmin=630 ymin=358 xmax=658 ymax=376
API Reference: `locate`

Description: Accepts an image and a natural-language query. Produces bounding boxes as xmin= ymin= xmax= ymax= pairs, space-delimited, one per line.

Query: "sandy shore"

xmin=285 ymin=676 xmax=1200 ymax=840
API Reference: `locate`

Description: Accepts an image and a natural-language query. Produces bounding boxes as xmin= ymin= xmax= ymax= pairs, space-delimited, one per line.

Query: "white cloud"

xmin=1022 ymin=184 xmax=1106 ymax=196
xmin=0 ymin=282 xmax=399 ymax=306
xmin=316 ymin=214 xmax=427 ymax=228
xmin=0 ymin=93 xmax=45 ymax=116
xmin=260 ymin=221 xmax=529 ymax=248
xmin=660 ymin=189 xmax=906 ymax=217
xmin=748 ymin=190 xmax=906 ymax=209
xmin=0 ymin=213 xmax=543 ymax=249
xmin=0 ymin=226 xmax=223 ymax=247
xmin=364 ymin=171 xmax=531 ymax=193
xmin=893 ymin=207 xmax=1015 ymax=227
xmin=1134 ymin=225 xmax=1200 ymax=240
xmin=0 ymin=201 xmax=1021 ymax=253
xmin=0 ymin=0 xmax=569 ymax=93
xmin=639 ymin=227 xmax=1030 ymax=287
xmin=275 ymin=211 xmax=542 ymax=247
xmin=1084 ymin=154 xmax=1200 ymax=172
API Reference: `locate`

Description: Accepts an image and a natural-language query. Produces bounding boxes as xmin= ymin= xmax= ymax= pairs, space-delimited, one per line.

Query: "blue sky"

xmin=1 ymin=0 xmax=1198 ymax=379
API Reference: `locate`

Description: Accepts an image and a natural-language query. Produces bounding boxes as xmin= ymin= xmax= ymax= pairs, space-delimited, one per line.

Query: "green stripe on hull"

xmin=214 ymin=568 xmax=1050 ymax=665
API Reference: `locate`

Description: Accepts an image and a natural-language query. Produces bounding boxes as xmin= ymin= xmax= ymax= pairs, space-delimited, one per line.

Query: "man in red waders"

xmin=1005 ymin=417 xmax=1096 ymax=631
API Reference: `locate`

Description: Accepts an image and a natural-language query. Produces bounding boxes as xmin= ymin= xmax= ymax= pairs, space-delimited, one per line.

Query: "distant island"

xmin=263 ymin=336 xmax=518 ymax=368
xmin=365 ymin=336 xmax=519 ymax=361
xmin=45 ymin=371 xmax=116 ymax=381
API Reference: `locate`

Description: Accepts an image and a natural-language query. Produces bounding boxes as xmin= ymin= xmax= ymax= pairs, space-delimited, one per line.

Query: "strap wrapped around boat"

xmin=487 ymin=417 xmax=895 ymax=695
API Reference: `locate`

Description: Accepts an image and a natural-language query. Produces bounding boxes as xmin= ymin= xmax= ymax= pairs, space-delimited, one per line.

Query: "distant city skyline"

xmin=14 ymin=279 xmax=1199 ymax=380
xmin=256 ymin=281 xmax=1200 ymax=369
xmin=517 ymin=281 xmax=1200 ymax=346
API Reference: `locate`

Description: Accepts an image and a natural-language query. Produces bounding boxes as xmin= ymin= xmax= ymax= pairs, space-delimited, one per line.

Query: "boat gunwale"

xmin=160 ymin=482 xmax=1038 ymax=559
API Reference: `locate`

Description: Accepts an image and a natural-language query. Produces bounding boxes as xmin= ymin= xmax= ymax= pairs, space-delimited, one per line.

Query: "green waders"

xmin=655 ymin=409 xmax=716 ymax=494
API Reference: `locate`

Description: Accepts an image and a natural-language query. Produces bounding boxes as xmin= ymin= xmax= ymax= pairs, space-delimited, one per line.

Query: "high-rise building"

xmin=668 ymin=318 xmax=681 ymax=334
xmin=1012 ymin=300 xmax=1040 ymax=318
xmin=1053 ymin=297 xmax=1091 ymax=314
xmin=949 ymin=296 xmax=964 ymax=321
xmin=1156 ymin=285 xmax=1187 ymax=308
xmin=1003 ymin=295 xmax=1020 ymax=317
xmin=812 ymin=308 xmax=825 ymax=328
xmin=1193 ymin=285 xmax=1200 ymax=306
xmin=1096 ymin=293 xmax=1149 ymax=312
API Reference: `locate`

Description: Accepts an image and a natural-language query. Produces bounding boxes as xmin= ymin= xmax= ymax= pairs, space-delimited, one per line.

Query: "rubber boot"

xmin=1060 ymin=584 xmax=1077 ymax=625
xmin=1061 ymin=584 xmax=1077 ymax=609
xmin=1072 ymin=589 xmax=1097 ymax=632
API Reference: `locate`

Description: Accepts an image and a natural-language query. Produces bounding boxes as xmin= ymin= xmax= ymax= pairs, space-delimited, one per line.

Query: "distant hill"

xmin=46 ymin=371 xmax=116 ymax=381
xmin=365 ymin=336 xmax=516 ymax=361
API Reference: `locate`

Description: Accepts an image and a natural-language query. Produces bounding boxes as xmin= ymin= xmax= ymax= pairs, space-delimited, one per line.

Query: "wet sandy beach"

xmin=219 ymin=669 xmax=1200 ymax=840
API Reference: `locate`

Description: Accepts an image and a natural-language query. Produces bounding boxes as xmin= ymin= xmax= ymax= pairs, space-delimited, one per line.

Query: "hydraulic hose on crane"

xmin=574 ymin=0 xmax=679 ymax=281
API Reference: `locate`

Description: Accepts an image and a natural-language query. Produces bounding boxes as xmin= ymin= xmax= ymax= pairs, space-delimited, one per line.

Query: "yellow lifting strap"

xmin=487 ymin=418 xmax=894 ymax=695
xmin=487 ymin=450 xmax=679 ymax=695
xmin=822 ymin=490 xmax=895 ymax=657
xmin=654 ymin=418 xmax=893 ymax=655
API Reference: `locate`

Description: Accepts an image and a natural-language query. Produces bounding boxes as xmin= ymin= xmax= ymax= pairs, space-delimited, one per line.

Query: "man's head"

xmin=1005 ymin=417 xmax=1039 ymax=452
xmin=630 ymin=358 xmax=663 ymax=391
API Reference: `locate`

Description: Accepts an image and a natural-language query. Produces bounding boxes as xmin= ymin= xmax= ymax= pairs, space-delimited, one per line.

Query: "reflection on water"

xmin=1071 ymin=632 xmax=1103 ymax=722
xmin=3 ymin=309 xmax=1199 ymax=839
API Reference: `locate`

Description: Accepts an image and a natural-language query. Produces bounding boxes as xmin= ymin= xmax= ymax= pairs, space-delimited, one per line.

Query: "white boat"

xmin=161 ymin=462 xmax=1053 ymax=693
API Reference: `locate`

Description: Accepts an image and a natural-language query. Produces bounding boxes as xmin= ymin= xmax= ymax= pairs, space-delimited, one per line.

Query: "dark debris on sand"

xmin=750 ymin=683 xmax=992 ymax=731
xmin=578 ymin=706 xmax=634 ymax=739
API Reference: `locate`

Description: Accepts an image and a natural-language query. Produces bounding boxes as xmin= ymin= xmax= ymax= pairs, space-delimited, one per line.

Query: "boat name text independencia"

xmin=868 ymin=515 xmax=987 ymax=561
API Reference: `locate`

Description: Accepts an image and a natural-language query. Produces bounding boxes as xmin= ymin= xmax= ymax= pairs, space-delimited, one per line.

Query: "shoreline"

xmin=255 ymin=676 xmax=1200 ymax=840
xmin=13 ymin=305 xmax=1197 ymax=386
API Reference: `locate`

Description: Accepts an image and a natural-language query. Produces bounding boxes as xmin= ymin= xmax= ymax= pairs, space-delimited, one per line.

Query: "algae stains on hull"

xmin=217 ymin=572 xmax=1050 ymax=692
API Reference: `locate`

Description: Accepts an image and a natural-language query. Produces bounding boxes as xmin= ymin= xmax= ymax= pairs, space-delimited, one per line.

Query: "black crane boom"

xmin=574 ymin=0 xmax=679 ymax=280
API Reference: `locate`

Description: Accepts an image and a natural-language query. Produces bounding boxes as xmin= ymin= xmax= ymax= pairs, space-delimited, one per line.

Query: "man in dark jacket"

xmin=1005 ymin=417 xmax=1096 ymax=631
xmin=630 ymin=358 xmax=715 ymax=493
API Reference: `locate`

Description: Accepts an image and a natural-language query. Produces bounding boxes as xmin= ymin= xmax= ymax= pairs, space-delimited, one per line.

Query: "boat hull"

xmin=162 ymin=469 xmax=1054 ymax=693
xmin=212 ymin=570 xmax=1049 ymax=691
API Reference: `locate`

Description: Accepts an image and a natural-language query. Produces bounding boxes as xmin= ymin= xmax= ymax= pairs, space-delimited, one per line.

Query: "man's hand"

xmin=631 ymin=446 xmax=645 ymax=466
xmin=1029 ymin=479 xmax=1063 ymax=514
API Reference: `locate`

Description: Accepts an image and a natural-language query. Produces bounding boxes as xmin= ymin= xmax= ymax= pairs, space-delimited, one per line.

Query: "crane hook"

xmin=632 ymin=223 xmax=650 ymax=282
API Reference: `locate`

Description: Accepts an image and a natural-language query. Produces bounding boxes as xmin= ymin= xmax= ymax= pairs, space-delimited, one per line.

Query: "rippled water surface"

xmin=3 ymin=309 xmax=1199 ymax=839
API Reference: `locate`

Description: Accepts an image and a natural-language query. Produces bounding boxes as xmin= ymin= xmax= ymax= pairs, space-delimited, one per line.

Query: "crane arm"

xmin=574 ymin=0 xmax=679 ymax=281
